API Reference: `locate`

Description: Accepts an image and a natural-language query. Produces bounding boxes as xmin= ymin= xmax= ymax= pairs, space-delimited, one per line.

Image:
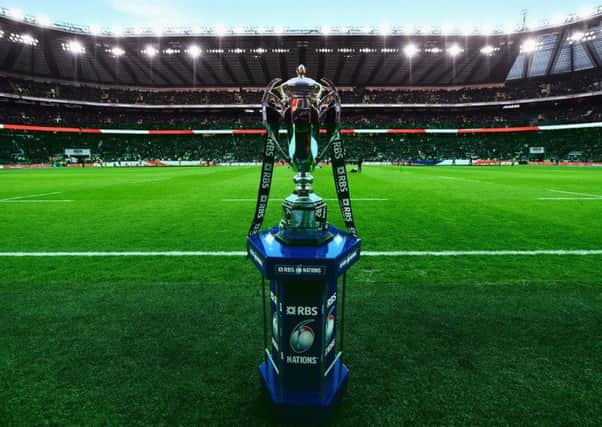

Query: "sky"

xmin=0 ymin=0 xmax=596 ymax=29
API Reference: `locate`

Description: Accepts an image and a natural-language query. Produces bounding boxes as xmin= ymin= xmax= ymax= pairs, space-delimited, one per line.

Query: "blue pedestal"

xmin=248 ymin=225 xmax=360 ymax=424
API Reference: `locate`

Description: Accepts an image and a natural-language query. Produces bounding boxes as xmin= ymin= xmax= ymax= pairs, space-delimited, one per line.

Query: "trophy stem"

xmin=294 ymin=172 xmax=313 ymax=196
xmin=276 ymin=171 xmax=333 ymax=246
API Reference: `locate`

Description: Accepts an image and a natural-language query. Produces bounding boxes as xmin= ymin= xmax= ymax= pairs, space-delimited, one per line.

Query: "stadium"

xmin=0 ymin=1 xmax=601 ymax=425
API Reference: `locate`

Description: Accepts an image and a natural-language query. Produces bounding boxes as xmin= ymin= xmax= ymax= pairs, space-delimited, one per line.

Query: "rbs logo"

xmin=286 ymin=306 xmax=318 ymax=316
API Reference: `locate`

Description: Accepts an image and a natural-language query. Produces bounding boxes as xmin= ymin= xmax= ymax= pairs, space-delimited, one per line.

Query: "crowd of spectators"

xmin=2 ymin=127 xmax=601 ymax=164
xmin=2 ymin=95 xmax=601 ymax=131
xmin=1 ymin=70 xmax=601 ymax=106
xmin=1 ymin=69 xmax=601 ymax=164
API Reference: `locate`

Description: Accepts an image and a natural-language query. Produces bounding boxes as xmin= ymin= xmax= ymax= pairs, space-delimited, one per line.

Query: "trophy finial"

xmin=296 ymin=64 xmax=306 ymax=78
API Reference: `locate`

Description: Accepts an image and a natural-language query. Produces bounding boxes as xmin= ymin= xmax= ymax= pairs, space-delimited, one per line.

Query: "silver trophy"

xmin=260 ymin=65 xmax=349 ymax=245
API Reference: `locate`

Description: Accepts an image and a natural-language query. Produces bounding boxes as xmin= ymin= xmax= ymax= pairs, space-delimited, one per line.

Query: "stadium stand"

xmin=0 ymin=8 xmax=601 ymax=164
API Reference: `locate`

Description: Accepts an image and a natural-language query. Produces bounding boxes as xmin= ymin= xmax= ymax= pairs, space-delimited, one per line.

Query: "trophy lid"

xmin=282 ymin=64 xmax=321 ymax=98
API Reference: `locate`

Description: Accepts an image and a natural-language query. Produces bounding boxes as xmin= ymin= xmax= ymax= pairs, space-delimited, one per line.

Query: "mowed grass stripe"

xmin=1 ymin=166 xmax=601 ymax=253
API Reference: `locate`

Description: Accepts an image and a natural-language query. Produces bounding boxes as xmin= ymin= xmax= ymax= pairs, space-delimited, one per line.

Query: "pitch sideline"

xmin=1 ymin=250 xmax=602 ymax=257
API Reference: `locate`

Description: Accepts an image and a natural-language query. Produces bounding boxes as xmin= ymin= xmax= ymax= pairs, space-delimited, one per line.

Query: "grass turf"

xmin=1 ymin=165 xmax=601 ymax=425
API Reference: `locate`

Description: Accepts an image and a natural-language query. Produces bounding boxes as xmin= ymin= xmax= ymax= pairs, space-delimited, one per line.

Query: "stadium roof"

xmin=0 ymin=9 xmax=601 ymax=88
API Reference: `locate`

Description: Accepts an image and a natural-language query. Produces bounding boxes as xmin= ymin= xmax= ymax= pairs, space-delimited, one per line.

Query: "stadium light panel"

xmin=110 ymin=46 xmax=125 ymax=57
xmin=274 ymin=25 xmax=284 ymax=35
xmin=447 ymin=43 xmax=463 ymax=57
xmin=8 ymin=8 xmax=25 ymax=21
xmin=187 ymin=45 xmax=202 ymax=58
xmin=35 ymin=15 xmax=51 ymax=28
xmin=65 ymin=40 xmax=85 ymax=55
xmin=480 ymin=45 xmax=495 ymax=55
xmin=403 ymin=43 xmax=419 ymax=58
xmin=320 ymin=25 xmax=331 ymax=35
xmin=570 ymin=31 xmax=585 ymax=42
xmin=142 ymin=45 xmax=158 ymax=58
xmin=520 ymin=39 xmax=538 ymax=53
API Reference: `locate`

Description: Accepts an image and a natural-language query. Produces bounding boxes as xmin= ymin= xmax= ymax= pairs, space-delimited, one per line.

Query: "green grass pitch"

xmin=1 ymin=165 xmax=601 ymax=425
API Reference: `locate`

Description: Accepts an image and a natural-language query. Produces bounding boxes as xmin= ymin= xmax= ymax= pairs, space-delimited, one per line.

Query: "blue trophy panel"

xmin=248 ymin=225 xmax=360 ymax=424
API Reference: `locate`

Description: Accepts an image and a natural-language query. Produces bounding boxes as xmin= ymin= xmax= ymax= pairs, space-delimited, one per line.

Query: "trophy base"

xmin=275 ymin=228 xmax=334 ymax=246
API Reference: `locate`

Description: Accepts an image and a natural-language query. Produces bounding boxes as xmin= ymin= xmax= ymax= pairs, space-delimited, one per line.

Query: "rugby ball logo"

xmin=325 ymin=306 xmax=335 ymax=343
xmin=272 ymin=313 xmax=279 ymax=338
xmin=289 ymin=319 xmax=315 ymax=353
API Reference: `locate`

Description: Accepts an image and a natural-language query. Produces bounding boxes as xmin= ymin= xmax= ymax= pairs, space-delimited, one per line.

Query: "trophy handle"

xmin=315 ymin=78 xmax=342 ymax=163
xmin=262 ymin=78 xmax=292 ymax=165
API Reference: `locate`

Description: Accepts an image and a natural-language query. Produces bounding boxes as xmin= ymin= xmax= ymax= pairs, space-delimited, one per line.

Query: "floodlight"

xmin=570 ymin=31 xmax=585 ymax=42
xmin=447 ymin=43 xmax=463 ymax=57
xmin=22 ymin=34 xmax=35 ymax=45
xmin=480 ymin=45 xmax=495 ymax=55
xmin=143 ymin=45 xmax=158 ymax=58
xmin=274 ymin=25 xmax=284 ymax=34
xmin=521 ymin=39 xmax=537 ymax=53
xmin=403 ymin=43 xmax=419 ymax=58
xmin=320 ymin=25 xmax=330 ymax=35
xmin=187 ymin=45 xmax=201 ymax=58
xmin=66 ymin=40 xmax=85 ymax=54
xmin=110 ymin=46 xmax=125 ymax=57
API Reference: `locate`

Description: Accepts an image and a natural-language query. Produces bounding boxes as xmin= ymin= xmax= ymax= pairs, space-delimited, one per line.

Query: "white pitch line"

xmin=1 ymin=250 xmax=602 ymax=257
xmin=0 ymin=192 xmax=62 ymax=201
xmin=222 ymin=198 xmax=389 ymax=202
xmin=538 ymin=198 xmax=602 ymax=201
xmin=548 ymin=190 xmax=602 ymax=198
xmin=0 ymin=200 xmax=73 ymax=203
